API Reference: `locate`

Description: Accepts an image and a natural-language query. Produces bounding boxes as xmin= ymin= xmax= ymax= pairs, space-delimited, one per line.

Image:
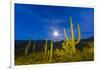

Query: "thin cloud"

xmin=42 ymin=18 xmax=66 ymax=24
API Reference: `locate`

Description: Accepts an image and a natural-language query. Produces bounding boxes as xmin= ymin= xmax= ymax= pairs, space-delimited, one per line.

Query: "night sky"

xmin=15 ymin=3 xmax=94 ymax=41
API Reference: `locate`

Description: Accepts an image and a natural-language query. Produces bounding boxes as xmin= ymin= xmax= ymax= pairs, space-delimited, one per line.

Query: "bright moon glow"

xmin=53 ymin=31 xmax=59 ymax=37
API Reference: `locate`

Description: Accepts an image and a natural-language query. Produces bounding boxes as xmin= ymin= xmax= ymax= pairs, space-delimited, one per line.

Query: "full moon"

xmin=53 ymin=30 xmax=59 ymax=37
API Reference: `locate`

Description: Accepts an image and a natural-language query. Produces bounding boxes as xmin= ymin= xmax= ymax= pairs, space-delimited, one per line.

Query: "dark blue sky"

xmin=15 ymin=3 xmax=94 ymax=41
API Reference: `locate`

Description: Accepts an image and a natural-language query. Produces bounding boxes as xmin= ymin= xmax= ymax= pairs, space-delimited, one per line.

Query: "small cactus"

xmin=44 ymin=39 xmax=48 ymax=56
xmin=33 ymin=42 xmax=36 ymax=52
xmin=49 ymin=41 xmax=53 ymax=62
xmin=25 ymin=40 xmax=31 ymax=55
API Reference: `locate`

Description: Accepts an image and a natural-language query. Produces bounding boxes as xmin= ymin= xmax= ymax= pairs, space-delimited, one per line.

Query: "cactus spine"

xmin=64 ymin=16 xmax=81 ymax=52
xmin=49 ymin=41 xmax=53 ymax=62
xmin=44 ymin=39 xmax=48 ymax=56
xmin=25 ymin=40 xmax=31 ymax=55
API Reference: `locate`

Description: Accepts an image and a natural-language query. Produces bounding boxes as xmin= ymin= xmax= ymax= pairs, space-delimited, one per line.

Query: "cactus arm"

xmin=70 ymin=16 xmax=73 ymax=25
xmin=64 ymin=28 xmax=70 ymax=43
xmin=75 ymin=24 xmax=81 ymax=44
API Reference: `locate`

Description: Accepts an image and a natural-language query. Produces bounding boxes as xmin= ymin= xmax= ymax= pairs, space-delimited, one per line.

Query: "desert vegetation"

xmin=15 ymin=16 xmax=94 ymax=65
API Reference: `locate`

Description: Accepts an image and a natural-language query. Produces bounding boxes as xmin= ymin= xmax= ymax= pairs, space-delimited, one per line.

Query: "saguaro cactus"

xmin=64 ymin=16 xmax=81 ymax=52
xmin=25 ymin=40 xmax=31 ymax=55
xmin=47 ymin=50 xmax=50 ymax=60
xmin=49 ymin=41 xmax=53 ymax=62
xmin=44 ymin=39 xmax=48 ymax=56
xmin=33 ymin=42 xmax=36 ymax=52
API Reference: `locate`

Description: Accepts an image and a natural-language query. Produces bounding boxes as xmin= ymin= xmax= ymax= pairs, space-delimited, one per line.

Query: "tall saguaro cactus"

xmin=49 ymin=41 xmax=53 ymax=62
xmin=64 ymin=16 xmax=81 ymax=52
